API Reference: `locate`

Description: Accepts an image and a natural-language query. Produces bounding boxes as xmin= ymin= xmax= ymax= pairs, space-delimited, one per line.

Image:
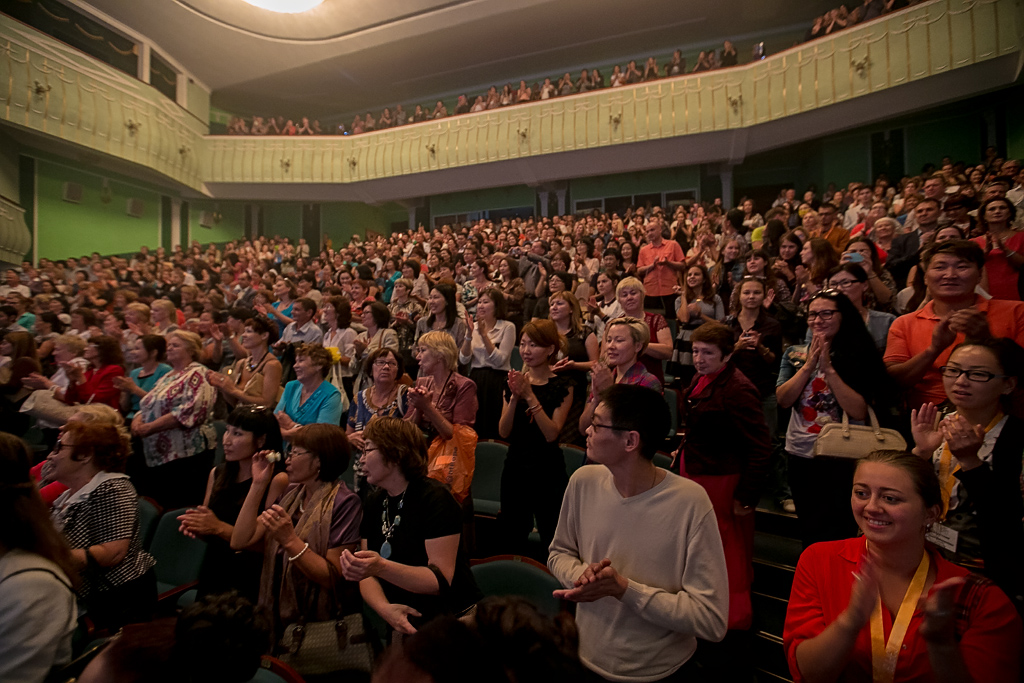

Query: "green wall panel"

xmin=904 ymin=115 xmax=981 ymax=174
xmin=261 ymin=203 xmax=302 ymax=243
xmin=821 ymin=135 xmax=871 ymax=189
xmin=35 ymin=160 xmax=161 ymax=260
xmin=429 ymin=186 xmax=537 ymax=219
xmin=188 ymin=199 xmax=246 ymax=244
xmin=571 ymin=167 xmax=701 ymax=201
xmin=322 ymin=202 xmax=408 ymax=245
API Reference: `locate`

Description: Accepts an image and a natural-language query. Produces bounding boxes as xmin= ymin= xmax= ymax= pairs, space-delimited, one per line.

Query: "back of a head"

xmin=599 ymin=384 xmax=670 ymax=459
xmin=174 ymin=592 xmax=271 ymax=683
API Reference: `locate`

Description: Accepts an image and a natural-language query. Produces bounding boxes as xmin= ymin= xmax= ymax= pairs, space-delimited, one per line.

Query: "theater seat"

xmin=137 ymin=496 xmax=162 ymax=550
xmin=511 ymin=347 xmax=523 ymax=371
xmin=471 ymin=555 xmax=564 ymax=617
xmin=149 ymin=507 xmax=208 ymax=604
xmin=473 ymin=440 xmax=507 ymax=517
xmin=664 ymin=387 xmax=679 ymax=438
xmin=561 ymin=443 xmax=586 ymax=477
xmin=249 ymin=656 xmax=305 ymax=683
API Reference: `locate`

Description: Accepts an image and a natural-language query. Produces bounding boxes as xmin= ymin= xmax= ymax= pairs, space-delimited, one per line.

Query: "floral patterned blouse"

xmin=138 ymin=362 xmax=218 ymax=467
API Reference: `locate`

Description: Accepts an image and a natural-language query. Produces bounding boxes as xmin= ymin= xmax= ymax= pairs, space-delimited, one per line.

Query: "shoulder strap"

xmin=0 ymin=566 xmax=75 ymax=595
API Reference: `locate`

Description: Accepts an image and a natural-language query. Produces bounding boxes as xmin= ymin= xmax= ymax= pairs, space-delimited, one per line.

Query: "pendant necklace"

xmin=380 ymin=489 xmax=407 ymax=559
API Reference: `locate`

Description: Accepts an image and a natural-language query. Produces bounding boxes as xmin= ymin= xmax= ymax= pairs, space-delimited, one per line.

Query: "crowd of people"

xmin=223 ymin=2 xmax=928 ymax=141
xmin=2 ymin=146 xmax=1024 ymax=682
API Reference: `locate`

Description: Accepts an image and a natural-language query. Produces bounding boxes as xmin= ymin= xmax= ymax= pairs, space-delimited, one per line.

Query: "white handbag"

xmin=812 ymin=406 xmax=906 ymax=459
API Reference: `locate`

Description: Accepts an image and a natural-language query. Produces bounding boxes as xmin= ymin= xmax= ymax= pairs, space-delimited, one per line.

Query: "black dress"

xmin=196 ymin=466 xmax=268 ymax=601
xmin=360 ymin=477 xmax=480 ymax=631
xmin=500 ymin=375 xmax=572 ymax=554
xmin=559 ymin=329 xmax=590 ymax=446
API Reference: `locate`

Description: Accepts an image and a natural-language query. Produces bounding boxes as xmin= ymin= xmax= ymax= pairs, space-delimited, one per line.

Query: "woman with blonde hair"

xmin=132 ymin=330 xmax=218 ymax=509
xmin=579 ymin=316 xmax=661 ymax=433
xmin=408 ymin=331 xmax=478 ymax=442
xmin=149 ymin=299 xmax=179 ymax=336
xmin=615 ymin=277 xmax=673 ymax=386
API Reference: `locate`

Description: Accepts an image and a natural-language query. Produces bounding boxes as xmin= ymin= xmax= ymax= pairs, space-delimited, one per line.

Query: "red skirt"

xmin=682 ymin=469 xmax=755 ymax=630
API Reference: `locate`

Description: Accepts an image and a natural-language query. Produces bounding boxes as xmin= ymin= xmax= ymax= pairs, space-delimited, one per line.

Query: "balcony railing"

xmin=0 ymin=14 xmax=206 ymax=191
xmin=1 ymin=0 xmax=1020 ymax=193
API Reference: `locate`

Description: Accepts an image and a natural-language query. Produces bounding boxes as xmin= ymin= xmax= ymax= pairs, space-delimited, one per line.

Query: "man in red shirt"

xmin=884 ymin=240 xmax=1024 ymax=407
xmin=636 ymin=218 xmax=685 ymax=319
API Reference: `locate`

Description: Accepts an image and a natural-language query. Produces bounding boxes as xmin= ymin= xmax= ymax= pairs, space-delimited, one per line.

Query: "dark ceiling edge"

xmin=172 ymin=0 xmax=479 ymax=43
xmin=202 ymin=53 xmax=1022 ymax=204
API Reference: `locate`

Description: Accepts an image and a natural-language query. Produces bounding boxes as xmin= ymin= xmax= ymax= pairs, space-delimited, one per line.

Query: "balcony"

xmin=1 ymin=0 xmax=1022 ymax=203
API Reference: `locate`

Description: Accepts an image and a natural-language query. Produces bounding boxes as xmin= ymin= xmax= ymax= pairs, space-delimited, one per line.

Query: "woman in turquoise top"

xmin=275 ymin=344 xmax=343 ymax=439
xmin=114 ymin=334 xmax=172 ymax=419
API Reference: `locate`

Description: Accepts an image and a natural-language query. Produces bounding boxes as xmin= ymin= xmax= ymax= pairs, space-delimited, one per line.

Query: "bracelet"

xmin=288 ymin=542 xmax=310 ymax=562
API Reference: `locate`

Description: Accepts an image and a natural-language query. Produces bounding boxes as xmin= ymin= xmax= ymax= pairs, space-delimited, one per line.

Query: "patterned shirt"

xmin=138 ymin=363 xmax=218 ymax=467
xmin=51 ymin=473 xmax=155 ymax=597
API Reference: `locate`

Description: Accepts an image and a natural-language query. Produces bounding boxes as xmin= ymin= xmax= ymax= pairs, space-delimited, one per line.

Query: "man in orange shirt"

xmin=884 ymin=240 xmax=1024 ymax=408
xmin=812 ymin=203 xmax=851 ymax=253
xmin=636 ymin=218 xmax=685 ymax=319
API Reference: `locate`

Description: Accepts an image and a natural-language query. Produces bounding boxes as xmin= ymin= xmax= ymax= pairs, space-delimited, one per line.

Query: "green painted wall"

xmin=34 ymin=160 xmax=162 ymax=260
xmin=820 ymin=135 xmax=871 ymax=189
xmin=261 ymin=203 xmax=302 ymax=243
xmin=430 ymin=186 xmax=537 ymax=219
xmin=0 ymin=130 xmax=18 ymax=201
xmin=188 ymin=199 xmax=246 ymax=244
xmin=186 ymin=80 xmax=211 ymax=130
xmin=571 ymin=167 xmax=701 ymax=201
xmin=322 ymin=202 xmax=408 ymax=244
xmin=905 ymin=114 xmax=982 ymax=174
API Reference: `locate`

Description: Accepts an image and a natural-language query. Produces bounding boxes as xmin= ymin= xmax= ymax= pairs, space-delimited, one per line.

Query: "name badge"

xmin=926 ymin=523 xmax=958 ymax=553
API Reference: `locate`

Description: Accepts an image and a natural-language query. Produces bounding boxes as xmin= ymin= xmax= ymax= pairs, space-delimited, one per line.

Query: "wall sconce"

xmin=852 ymin=56 xmax=872 ymax=78
xmin=33 ymin=81 xmax=51 ymax=98
xmin=426 ymin=143 xmax=436 ymax=158
xmin=518 ymin=128 xmax=529 ymax=143
xmin=348 ymin=157 xmax=358 ymax=171
xmin=727 ymin=94 xmax=743 ymax=114
xmin=609 ymin=114 xmax=621 ymax=131
xmin=125 ymin=119 xmax=142 ymax=136
xmin=280 ymin=158 xmax=291 ymax=172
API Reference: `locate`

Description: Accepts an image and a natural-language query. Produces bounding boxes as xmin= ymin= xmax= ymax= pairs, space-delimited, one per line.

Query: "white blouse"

xmin=458 ymin=319 xmax=516 ymax=371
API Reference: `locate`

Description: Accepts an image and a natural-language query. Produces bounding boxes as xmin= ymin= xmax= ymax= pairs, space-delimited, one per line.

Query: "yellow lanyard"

xmin=870 ymin=552 xmax=930 ymax=683
xmin=937 ymin=412 xmax=1002 ymax=520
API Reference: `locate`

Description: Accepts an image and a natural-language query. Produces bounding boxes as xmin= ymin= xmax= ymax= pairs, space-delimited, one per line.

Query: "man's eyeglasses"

xmin=939 ymin=366 xmax=1007 ymax=383
xmin=591 ymin=421 xmax=629 ymax=433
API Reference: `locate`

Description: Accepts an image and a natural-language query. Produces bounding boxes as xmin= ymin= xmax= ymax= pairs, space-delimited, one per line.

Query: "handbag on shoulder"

xmin=812 ymin=405 xmax=906 ymax=459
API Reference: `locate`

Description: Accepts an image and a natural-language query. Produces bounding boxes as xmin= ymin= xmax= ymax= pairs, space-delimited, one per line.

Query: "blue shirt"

xmin=127 ymin=363 xmax=173 ymax=418
xmin=275 ymin=379 xmax=343 ymax=427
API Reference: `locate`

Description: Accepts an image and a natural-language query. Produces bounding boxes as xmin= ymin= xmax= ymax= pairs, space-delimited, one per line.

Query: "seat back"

xmin=652 ymin=452 xmax=673 ymax=471
xmin=561 ymin=443 xmax=586 ymax=477
xmin=149 ymin=507 xmax=208 ymax=595
xmin=664 ymin=387 xmax=679 ymax=438
xmin=212 ymin=420 xmax=228 ymax=466
xmin=249 ymin=656 xmax=305 ymax=683
xmin=471 ymin=555 xmax=563 ymax=616
xmin=137 ymin=497 xmax=162 ymax=550
xmin=510 ymin=347 xmax=523 ymax=371
xmin=472 ymin=440 xmax=508 ymax=517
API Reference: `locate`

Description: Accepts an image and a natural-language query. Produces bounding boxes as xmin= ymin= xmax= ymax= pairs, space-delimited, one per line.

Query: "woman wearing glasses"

xmin=776 ymin=289 xmax=892 ymax=548
xmin=910 ymin=338 xmax=1024 ymax=611
xmin=347 ymin=347 xmax=409 ymax=496
xmin=824 ymin=264 xmax=896 ymax=352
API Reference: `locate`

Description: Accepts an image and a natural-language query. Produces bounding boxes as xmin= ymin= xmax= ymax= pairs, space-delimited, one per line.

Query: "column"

xmin=170 ymin=198 xmax=181 ymax=250
xmin=138 ymin=43 xmax=151 ymax=84
xmin=538 ymin=191 xmax=549 ymax=218
xmin=555 ymin=189 xmax=566 ymax=216
xmin=719 ymin=166 xmax=734 ymax=210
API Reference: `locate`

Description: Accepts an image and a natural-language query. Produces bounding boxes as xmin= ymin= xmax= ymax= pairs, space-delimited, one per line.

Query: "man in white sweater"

xmin=548 ymin=384 xmax=728 ymax=682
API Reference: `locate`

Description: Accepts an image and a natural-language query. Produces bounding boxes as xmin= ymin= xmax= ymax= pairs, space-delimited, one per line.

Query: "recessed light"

xmin=243 ymin=0 xmax=324 ymax=14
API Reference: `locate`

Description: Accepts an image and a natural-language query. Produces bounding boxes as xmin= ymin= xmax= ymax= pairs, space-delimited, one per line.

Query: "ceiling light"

xmin=243 ymin=0 xmax=324 ymax=14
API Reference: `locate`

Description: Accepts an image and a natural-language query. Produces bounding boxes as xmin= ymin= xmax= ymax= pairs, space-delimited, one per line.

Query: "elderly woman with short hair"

xmin=407 ymin=331 xmax=478 ymax=442
xmin=275 ymin=344 xmax=344 ymax=439
xmin=132 ymin=330 xmax=218 ymax=510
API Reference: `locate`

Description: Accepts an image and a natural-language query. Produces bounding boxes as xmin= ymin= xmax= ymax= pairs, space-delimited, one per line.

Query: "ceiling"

xmin=80 ymin=0 xmax=838 ymax=121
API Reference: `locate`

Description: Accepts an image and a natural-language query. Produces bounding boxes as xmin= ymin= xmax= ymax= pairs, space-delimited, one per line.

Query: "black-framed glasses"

xmin=591 ymin=421 xmax=629 ymax=432
xmin=829 ymin=278 xmax=860 ymax=289
xmin=806 ymin=310 xmax=838 ymax=322
xmin=373 ymin=359 xmax=399 ymax=368
xmin=939 ymin=366 xmax=1007 ymax=383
